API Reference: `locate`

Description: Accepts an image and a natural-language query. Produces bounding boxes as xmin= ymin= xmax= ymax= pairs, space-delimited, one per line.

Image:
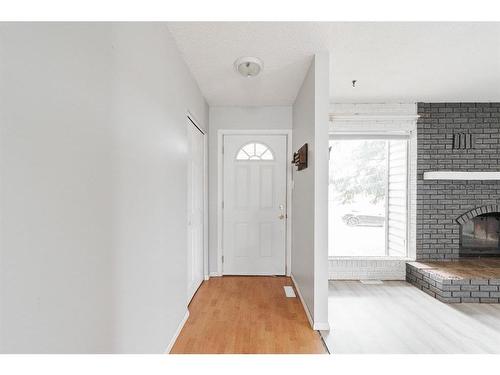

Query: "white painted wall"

xmin=291 ymin=53 xmax=329 ymax=330
xmin=207 ymin=106 xmax=292 ymax=274
xmin=0 ymin=23 xmax=114 ymax=353
xmin=0 ymin=23 xmax=208 ymax=353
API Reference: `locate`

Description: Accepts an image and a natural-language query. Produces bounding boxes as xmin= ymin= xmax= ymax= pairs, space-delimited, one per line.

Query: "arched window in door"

xmin=236 ymin=142 xmax=274 ymax=161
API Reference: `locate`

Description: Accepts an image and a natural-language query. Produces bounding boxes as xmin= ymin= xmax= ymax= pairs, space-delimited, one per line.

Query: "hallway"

xmin=170 ymin=276 xmax=326 ymax=354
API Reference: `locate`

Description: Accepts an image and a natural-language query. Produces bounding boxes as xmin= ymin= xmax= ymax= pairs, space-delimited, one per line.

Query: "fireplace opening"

xmin=459 ymin=212 xmax=500 ymax=257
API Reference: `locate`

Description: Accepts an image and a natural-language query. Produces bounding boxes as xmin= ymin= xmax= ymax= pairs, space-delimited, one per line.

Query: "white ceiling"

xmin=167 ymin=22 xmax=500 ymax=106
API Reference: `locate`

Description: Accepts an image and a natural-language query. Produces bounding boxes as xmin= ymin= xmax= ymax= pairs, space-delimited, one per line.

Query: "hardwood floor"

xmin=170 ymin=276 xmax=326 ymax=354
xmin=322 ymin=280 xmax=500 ymax=354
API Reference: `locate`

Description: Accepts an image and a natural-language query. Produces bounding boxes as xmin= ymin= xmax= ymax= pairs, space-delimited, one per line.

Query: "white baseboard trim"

xmin=313 ymin=321 xmax=330 ymax=331
xmin=165 ymin=310 xmax=189 ymax=354
xmin=209 ymin=272 xmax=221 ymax=278
xmin=290 ymin=274 xmax=314 ymax=330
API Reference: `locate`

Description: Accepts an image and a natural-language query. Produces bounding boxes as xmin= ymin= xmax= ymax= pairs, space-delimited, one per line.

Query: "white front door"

xmin=223 ymin=134 xmax=287 ymax=275
xmin=187 ymin=119 xmax=204 ymax=302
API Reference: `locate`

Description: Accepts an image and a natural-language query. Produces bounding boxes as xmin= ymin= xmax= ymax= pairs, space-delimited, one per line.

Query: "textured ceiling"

xmin=167 ymin=22 xmax=500 ymax=106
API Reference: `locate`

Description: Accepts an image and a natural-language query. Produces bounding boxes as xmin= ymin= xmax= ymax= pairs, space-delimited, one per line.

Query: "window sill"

xmin=329 ymin=256 xmax=414 ymax=262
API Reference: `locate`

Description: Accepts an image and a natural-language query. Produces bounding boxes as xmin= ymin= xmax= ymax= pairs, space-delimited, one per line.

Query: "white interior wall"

xmin=0 ymin=23 xmax=208 ymax=353
xmin=109 ymin=24 xmax=208 ymax=354
xmin=207 ymin=106 xmax=292 ymax=274
xmin=0 ymin=23 xmax=115 ymax=353
xmin=291 ymin=52 xmax=330 ymax=330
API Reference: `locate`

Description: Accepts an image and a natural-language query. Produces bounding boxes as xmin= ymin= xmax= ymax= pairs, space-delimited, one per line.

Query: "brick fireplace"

xmin=407 ymin=103 xmax=500 ymax=303
xmin=416 ymin=103 xmax=500 ymax=260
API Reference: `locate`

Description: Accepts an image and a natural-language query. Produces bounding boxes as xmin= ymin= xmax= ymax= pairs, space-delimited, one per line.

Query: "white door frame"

xmin=187 ymin=112 xmax=209 ymax=282
xmin=217 ymin=129 xmax=293 ymax=276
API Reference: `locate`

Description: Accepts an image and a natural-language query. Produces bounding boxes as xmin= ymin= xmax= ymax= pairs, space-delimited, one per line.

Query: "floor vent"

xmin=284 ymin=286 xmax=296 ymax=297
xmin=360 ymin=280 xmax=384 ymax=285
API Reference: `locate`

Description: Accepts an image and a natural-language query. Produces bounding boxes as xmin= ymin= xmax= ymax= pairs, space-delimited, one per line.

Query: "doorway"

xmin=221 ymin=134 xmax=288 ymax=275
xmin=187 ymin=116 xmax=206 ymax=303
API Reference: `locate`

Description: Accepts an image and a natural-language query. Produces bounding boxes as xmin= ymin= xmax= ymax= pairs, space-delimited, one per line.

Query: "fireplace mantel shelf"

xmin=423 ymin=171 xmax=500 ymax=180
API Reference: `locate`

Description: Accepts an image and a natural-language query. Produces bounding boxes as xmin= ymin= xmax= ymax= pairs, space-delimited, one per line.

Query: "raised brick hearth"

xmin=407 ymin=260 xmax=500 ymax=303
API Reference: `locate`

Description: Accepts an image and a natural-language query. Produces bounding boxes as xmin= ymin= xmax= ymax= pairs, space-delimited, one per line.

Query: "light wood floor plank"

xmin=323 ymin=280 xmax=500 ymax=354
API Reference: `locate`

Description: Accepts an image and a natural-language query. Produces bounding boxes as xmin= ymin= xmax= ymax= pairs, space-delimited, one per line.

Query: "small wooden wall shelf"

xmin=292 ymin=143 xmax=308 ymax=171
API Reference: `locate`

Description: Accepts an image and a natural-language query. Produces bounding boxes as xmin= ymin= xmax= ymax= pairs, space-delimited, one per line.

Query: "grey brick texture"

xmin=406 ymin=263 xmax=500 ymax=303
xmin=417 ymin=103 xmax=500 ymax=260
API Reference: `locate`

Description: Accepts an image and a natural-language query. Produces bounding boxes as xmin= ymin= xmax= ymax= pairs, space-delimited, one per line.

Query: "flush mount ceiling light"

xmin=234 ymin=57 xmax=263 ymax=78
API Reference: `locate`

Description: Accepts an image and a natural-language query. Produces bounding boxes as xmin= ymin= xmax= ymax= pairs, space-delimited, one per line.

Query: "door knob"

xmin=279 ymin=204 xmax=285 ymax=220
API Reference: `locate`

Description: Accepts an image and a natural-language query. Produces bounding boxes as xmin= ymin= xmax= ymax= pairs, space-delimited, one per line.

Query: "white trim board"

xmin=330 ymin=114 xmax=419 ymax=122
xmin=329 ymin=103 xmax=419 ymax=133
xmin=217 ymin=129 xmax=293 ymax=276
xmin=423 ymin=171 xmax=500 ymax=180
xmin=187 ymin=112 xmax=209 ymax=281
xmin=291 ymin=274 xmax=313 ymax=329
xmin=291 ymin=275 xmax=330 ymax=331
xmin=330 ymin=103 xmax=418 ymax=118
xmin=165 ymin=310 xmax=189 ymax=354
xmin=313 ymin=321 xmax=331 ymax=331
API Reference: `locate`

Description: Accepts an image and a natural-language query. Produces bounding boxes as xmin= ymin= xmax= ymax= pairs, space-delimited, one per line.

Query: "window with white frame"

xmin=328 ymin=135 xmax=409 ymax=257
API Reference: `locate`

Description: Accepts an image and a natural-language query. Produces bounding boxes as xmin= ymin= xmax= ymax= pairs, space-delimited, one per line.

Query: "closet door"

xmin=187 ymin=119 xmax=205 ymax=303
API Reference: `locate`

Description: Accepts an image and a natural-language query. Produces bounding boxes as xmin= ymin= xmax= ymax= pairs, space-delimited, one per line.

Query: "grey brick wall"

xmin=417 ymin=103 xmax=500 ymax=260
